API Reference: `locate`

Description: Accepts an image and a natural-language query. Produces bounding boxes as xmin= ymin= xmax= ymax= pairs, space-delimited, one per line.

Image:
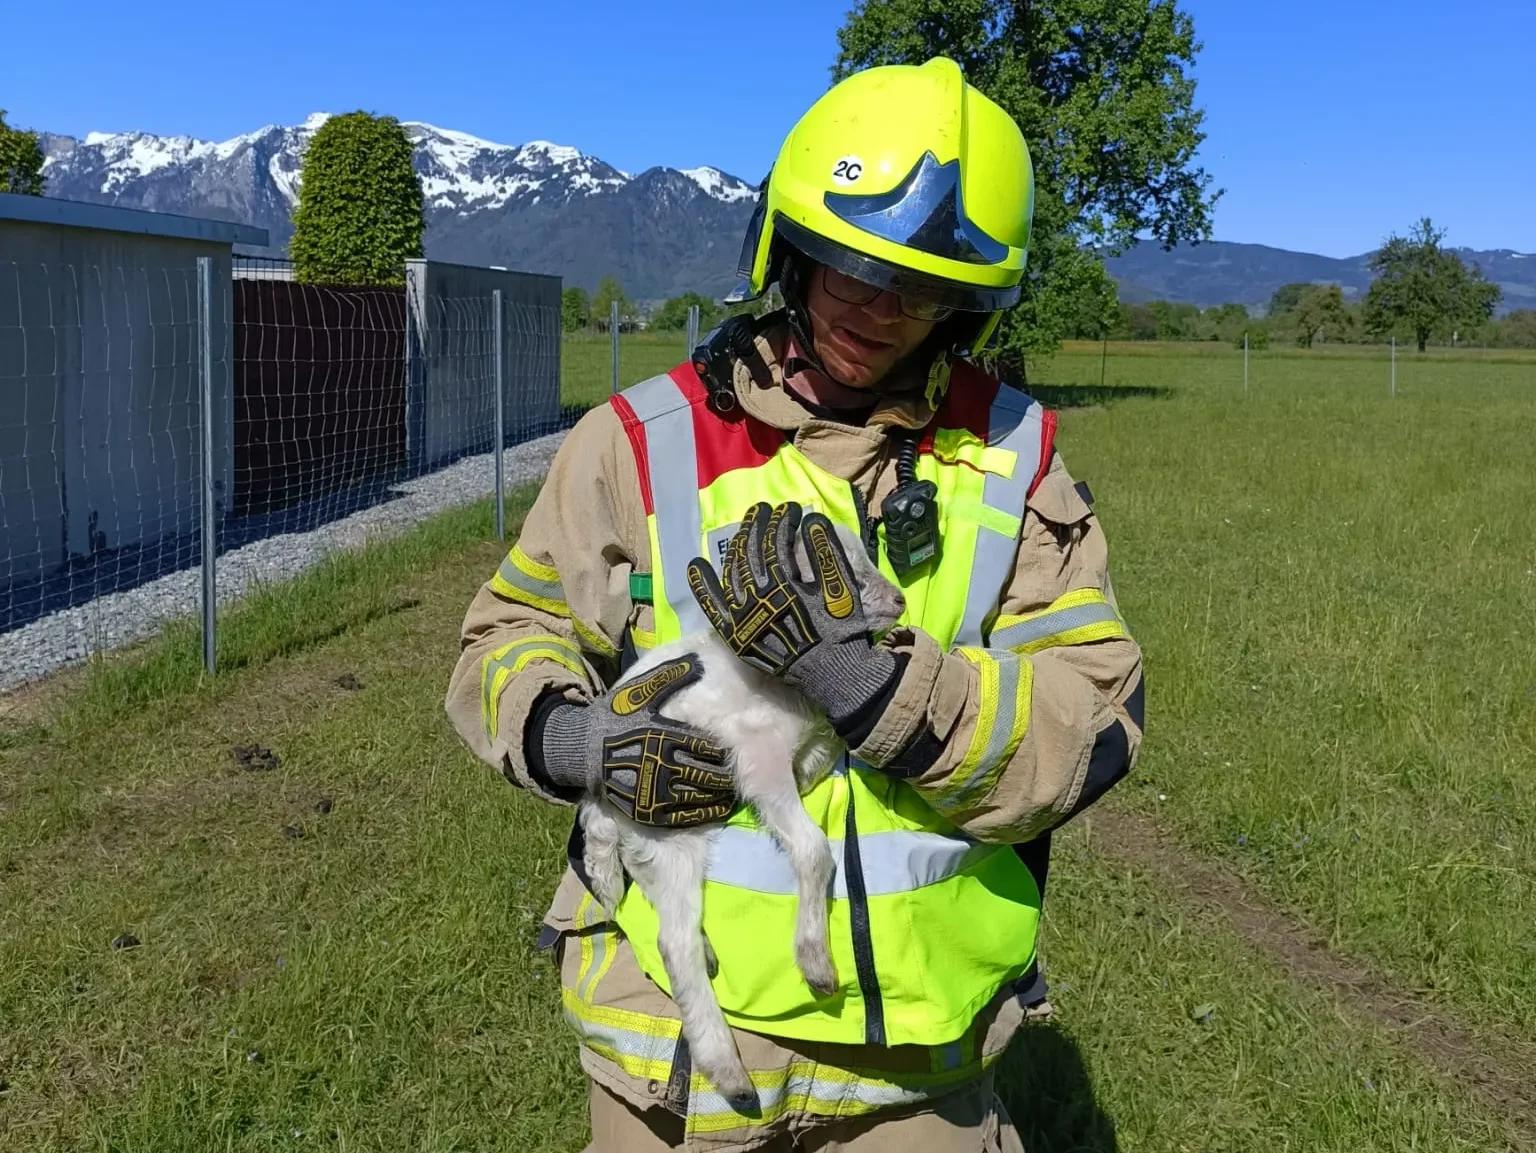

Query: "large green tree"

xmin=1363 ymin=219 xmax=1501 ymax=352
xmin=0 ymin=110 xmax=45 ymax=196
xmin=290 ymin=112 xmax=423 ymax=287
xmin=1292 ymin=284 xmax=1349 ymax=348
xmin=834 ymin=0 xmax=1218 ymax=364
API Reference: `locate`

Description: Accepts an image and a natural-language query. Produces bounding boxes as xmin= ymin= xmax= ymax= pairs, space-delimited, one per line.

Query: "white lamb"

xmin=578 ymin=529 xmax=905 ymax=1102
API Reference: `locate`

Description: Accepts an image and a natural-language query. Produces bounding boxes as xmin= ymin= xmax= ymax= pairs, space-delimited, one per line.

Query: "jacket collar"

xmin=729 ymin=320 xmax=937 ymax=434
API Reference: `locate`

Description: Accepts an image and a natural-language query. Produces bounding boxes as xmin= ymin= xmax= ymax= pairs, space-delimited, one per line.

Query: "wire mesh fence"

xmin=1 ymin=252 xmax=568 ymax=687
xmin=1 ymin=259 xmax=213 ymax=635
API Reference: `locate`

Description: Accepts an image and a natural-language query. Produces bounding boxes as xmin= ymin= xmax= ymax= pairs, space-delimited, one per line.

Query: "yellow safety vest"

xmin=603 ymin=361 xmax=1055 ymax=1049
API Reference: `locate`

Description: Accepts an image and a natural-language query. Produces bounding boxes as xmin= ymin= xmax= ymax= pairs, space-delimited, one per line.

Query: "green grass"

xmin=561 ymin=330 xmax=694 ymax=410
xmin=3 ymin=341 xmax=1534 ymax=1149
xmin=1033 ymin=340 xmax=1536 ymax=1044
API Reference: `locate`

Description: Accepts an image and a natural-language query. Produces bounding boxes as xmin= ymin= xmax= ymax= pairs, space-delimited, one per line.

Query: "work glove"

xmin=539 ymin=655 xmax=737 ymax=828
xmin=686 ymin=501 xmax=900 ymax=737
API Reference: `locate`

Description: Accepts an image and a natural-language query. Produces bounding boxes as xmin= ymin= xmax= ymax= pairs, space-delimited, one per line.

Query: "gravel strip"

xmin=0 ymin=432 xmax=566 ymax=694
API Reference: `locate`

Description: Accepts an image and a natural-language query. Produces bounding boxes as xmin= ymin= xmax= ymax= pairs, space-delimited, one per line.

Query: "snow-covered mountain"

xmin=39 ymin=115 xmax=760 ymax=300
xmin=42 ymin=116 xmax=1536 ymax=311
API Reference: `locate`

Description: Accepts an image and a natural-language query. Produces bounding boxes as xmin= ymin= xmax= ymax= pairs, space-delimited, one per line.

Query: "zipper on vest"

xmin=840 ymin=754 xmax=886 ymax=1046
xmin=849 ymin=482 xmax=878 ymax=564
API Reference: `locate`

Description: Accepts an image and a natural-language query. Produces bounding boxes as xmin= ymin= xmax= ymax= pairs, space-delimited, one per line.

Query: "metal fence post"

xmin=686 ymin=303 xmax=700 ymax=353
xmin=493 ymin=288 xmax=506 ymax=541
xmin=1243 ymin=332 xmax=1249 ymax=393
xmin=610 ymin=299 xmax=621 ymax=395
xmin=196 ymin=256 xmax=217 ymax=676
xmin=1391 ymin=335 xmax=1397 ymax=397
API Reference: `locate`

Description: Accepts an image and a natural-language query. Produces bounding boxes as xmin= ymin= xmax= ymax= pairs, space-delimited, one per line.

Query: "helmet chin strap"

xmin=779 ymin=255 xmax=839 ymax=384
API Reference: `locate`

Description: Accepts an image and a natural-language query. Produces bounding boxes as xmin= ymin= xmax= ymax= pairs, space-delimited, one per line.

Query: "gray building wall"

xmin=0 ymin=195 xmax=265 ymax=591
xmin=404 ymin=259 xmax=562 ymax=474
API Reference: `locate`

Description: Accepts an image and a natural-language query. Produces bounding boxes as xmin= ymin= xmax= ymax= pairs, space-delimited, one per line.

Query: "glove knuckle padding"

xmin=578 ymin=653 xmax=737 ymax=828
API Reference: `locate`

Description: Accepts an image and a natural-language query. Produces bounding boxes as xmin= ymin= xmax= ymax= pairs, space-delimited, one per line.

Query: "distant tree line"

xmin=568 ymin=219 xmax=1520 ymax=354
xmin=1067 ymin=218 xmax=1511 ymax=351
xmin=563 ymin=279 xmax=777 ymax=335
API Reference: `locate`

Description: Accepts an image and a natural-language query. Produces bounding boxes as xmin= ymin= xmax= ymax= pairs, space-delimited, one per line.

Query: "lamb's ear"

xmin=832 ymin=525 xmax=906 ymax=633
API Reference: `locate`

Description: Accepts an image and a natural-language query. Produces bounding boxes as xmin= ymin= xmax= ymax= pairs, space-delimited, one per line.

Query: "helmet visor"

xmin=776 ymin=214 xmax=1020 ymax=314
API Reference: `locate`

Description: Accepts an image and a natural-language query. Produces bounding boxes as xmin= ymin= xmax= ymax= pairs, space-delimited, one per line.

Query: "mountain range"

xmin=37 ymin=115 xmax=1536 ymax=311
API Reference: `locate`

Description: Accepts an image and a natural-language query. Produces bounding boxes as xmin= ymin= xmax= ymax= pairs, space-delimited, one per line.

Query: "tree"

xmin=1490 ymin=310 xmax=1536 ymax=349
xmin=1204 ymin=303 xmax=1250 ymax=344
xmin=834 ymin=0 xmax=1218 ymax=363
xmin=1363 ymin=218 xmax=1501 ymax=353
xmin=0 ymin=110 xmax=45 ymax=196
xmin=1292 ymin=284 xmax=1349 ymax=348
xmin=290 ymin=112 xmax=423 ymax=287
xmin=591 ymin=277 xmax=631 ymax=331
xmin=1044 ymin=254 xmax=1120 ymax=340
xmin=562 ymin=287 xmax=591 ymax=333
xmin=1267 ymin=283 xmax=1310 ymax=317
xmin=651 ymin=291 xmax=722 ymax=331
xmin=1143 ymin=300 xmax=1195 ymax=341
xmin=1115 ymin=302 xmax=1159 ymax=341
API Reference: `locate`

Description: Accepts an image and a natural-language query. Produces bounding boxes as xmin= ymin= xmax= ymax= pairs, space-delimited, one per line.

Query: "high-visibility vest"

xmin=605 ymin=361 xmax=1057 ymax=1048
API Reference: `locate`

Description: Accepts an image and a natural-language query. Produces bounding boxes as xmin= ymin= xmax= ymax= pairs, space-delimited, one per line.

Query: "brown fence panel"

xmin=232 ymin=280 xmax=406 ymax=519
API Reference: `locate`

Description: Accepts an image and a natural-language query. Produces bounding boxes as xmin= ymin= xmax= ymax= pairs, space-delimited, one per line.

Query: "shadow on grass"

xmin=1025 ymin=383 xmax=1170 ymax=409
xmin=1000 ymin=1022 xmax=1119 ymax=1152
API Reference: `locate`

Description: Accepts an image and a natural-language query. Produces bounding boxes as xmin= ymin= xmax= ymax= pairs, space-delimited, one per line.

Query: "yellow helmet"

xmin=734 ymin=56 xmax=1034 ymax=357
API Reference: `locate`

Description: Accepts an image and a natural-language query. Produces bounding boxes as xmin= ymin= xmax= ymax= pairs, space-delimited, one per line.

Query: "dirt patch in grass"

xmin=1086 ymin=805 xmax=1536 ymax=1144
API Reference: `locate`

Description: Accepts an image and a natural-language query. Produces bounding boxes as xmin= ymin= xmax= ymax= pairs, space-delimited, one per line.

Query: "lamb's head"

xmin=793 ymin=523 xmax=906 ymax=635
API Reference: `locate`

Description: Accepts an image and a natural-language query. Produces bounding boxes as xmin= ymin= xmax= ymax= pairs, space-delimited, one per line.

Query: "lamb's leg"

xmin=579 ymin=803 xmax=626 ymax=914
xmin=633 ymin=840 xmax=754 ymax=1104
xmin=737 ymin=731 xmax=840 ymax=998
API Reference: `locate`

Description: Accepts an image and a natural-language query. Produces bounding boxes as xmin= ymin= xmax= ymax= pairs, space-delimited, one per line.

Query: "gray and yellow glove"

xmin=686 ymin=502 xmax=901 ymax=737
xmin=539 ymin=655 xmax=737 ymax=828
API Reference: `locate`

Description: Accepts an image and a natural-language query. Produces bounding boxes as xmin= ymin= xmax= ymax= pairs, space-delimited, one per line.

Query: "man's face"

xmin=803 ymin=263 xmax=939 ymax=390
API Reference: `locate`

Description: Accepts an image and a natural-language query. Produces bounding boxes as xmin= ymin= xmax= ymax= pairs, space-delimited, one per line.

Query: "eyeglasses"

xmin=820 ymin=266 xmax=956 ymax=323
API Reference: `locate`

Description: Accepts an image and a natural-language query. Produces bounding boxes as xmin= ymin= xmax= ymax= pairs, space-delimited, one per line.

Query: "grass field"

xmin=560 ymin=330 xmax=692 ymax=411
xmin=3 ymin=340 xmax=1534 ymax=1150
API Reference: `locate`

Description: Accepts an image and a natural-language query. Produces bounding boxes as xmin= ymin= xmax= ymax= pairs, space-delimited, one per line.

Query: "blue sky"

xmin=6 ymin=0 xmax=1533 ymax=257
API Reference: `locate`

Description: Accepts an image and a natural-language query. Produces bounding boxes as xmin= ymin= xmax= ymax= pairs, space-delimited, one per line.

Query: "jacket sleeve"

xmin=852 ymin=452 xmax=1145 ymax=843
xmin=443 ymin=403 xmax=646 ymax=803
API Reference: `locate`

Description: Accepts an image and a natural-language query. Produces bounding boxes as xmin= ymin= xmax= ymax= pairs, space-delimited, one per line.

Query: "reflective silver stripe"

xmin=623 ymin=373 xmax=709 ymax=637
xmin=956 ymin=387 xmax=1045 ymax=646
xmin=481 ymin=636 xmax=582 ymax=730
xmin=704 ymin=825 xmax=995 ymax=898
xmin=495 ymin=554 xmax=564 ymax=603
xmin=946 ymin=651 xmax=1024 ymax=807
xmin=992 ymin=601 xmax=1121 ymax=650
xmin=577 ymin=927 xmax=609 ymax=1003
xmin=689 ymin=1063 xmax=932 ymax=1122
xmin=565 ymin=1007 xmax=677 ymax=1066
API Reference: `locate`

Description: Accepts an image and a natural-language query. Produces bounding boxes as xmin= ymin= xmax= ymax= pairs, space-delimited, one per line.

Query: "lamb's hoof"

xmin=705 ymin=1061 xmax=756 ymax=1109
xmin=797 ymin=944 xmax=839 ymax=998
xmin=703 ymin=933 xmax=720 ymax=980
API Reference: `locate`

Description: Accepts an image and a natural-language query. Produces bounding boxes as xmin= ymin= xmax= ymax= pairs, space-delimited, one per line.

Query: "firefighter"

xmin=446 ymin=56 xmax=1144 ymax=1152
